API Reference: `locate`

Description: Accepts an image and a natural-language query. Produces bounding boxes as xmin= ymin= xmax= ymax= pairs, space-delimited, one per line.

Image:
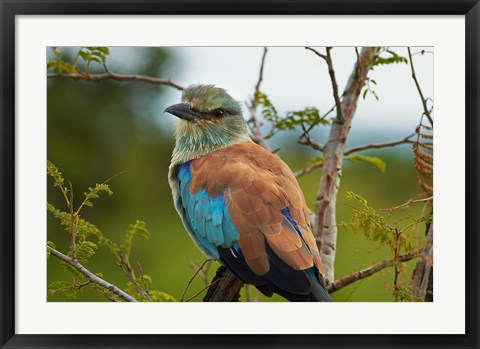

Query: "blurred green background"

xmin=47 ymin=47 xmax=428 ymax=302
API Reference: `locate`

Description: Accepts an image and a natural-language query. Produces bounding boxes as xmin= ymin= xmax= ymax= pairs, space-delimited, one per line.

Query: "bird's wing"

xmin=175 ymin=161 xmax=239 ymax=259
xmin=189 ymin=141 xmax=324 ymax=277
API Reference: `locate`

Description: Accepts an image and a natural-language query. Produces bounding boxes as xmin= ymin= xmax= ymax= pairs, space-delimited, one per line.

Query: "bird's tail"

xmin=305 ymin=267 xmax=333 ymax=302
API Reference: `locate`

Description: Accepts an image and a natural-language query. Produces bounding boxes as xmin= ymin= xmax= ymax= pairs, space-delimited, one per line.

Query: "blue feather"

xmin=177 ymin=162 xmax=237 ymax=257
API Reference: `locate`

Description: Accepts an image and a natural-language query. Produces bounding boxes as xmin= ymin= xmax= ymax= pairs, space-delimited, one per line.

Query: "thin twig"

xmin=180 ymin=259 xmax=213 ymax=302
xmin=407 ymin=47 xmax=433 ymax=126
xmin=344 ymin=133 xmax=415 ymax=156
xmin=248 ymin=48 xmax=270 ymax=149
xmin=117 ymin=258 xmax=153 ymax=302
xmin=137 ymin=261 xmax=153 ymax=302
xmin=305 ymin=46 xmax=327 ymax=60
xmin=67 ymin=181 xmax=77 ymax=261
xmin=327 ymin=249 xmax=423 ymax=294
xmin=47 ymin=246 xmax=138 ymax=302
xmin=325 ymin=47 xmax=344 ymax=123
xmin=307 ymin=47 xmax=344 ymax=123
xmin=381 ymin=196 xmax=433 ymax=213
xmin=48 ymin=72 xmax=184 ymax=90
xmin=185 ymin=280 xmax=220 ymax=302
xmin=294 ymin=161 xmax=324 ymax=178
xmin=297 ymin=104 xmax=335 ymax=142
xmin=297 ymin=138 xmax=324 ymax=151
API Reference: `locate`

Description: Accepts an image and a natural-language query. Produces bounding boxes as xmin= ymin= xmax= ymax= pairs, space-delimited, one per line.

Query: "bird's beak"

xmin=164 ymin=103 xmax=203 ymax=122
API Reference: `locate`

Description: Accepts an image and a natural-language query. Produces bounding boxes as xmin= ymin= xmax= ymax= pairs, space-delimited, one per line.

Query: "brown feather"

xmin=189 ymin=141 xmax=326 ymax=277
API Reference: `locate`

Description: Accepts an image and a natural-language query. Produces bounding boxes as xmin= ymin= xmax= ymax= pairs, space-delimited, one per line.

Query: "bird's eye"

xmin=213 ymin=108 xmax=226 ymax=117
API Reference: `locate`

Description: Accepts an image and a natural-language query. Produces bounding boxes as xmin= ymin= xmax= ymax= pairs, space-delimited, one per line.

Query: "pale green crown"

xmin=172 ymin=85 xmax=251 ymax=164
xmin=181 ymin=84 xmax=243 ymax=114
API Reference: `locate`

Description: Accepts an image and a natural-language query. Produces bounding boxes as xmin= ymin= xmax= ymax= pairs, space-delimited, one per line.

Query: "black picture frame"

xmin=1 ymin=1 xmax=479 ymax=348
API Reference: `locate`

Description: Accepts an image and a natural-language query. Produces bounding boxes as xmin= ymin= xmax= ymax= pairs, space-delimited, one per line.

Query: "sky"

xmin=110 ymin=46 xmax=434 ymax=147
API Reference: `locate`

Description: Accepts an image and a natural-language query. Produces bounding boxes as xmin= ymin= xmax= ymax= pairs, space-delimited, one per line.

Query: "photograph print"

xmin=46 ymin=46 xmax=433 ymax=303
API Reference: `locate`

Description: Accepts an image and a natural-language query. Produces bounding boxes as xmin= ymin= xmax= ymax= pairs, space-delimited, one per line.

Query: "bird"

xmin=165 ymin=84 xmax=332 ymax=302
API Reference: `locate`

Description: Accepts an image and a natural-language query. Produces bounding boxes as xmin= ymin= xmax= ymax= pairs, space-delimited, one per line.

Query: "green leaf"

xmin=346 ymin=154 xmax=386 ymax=173
xmin=374 ymin=49 xmax=408 ymax=66
xmin=341 ymin=191 xmax=392 ymax=246
xmin=149 ymin=291 xmax=177 ymax=302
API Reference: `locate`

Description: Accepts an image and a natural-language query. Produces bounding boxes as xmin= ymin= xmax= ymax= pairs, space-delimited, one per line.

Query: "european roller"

xmin=165 ymin=85 xmax=332 ymax=302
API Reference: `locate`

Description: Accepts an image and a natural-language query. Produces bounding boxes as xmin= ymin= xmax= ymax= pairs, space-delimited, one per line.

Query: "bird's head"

xmin=165 ymin=84 xmax=251 ymax=162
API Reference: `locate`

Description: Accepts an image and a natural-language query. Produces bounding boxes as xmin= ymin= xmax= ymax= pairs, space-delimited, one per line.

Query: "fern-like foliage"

xmin=255 ymin=91 xmax=330 ymax=135
xmin=47 ymin=46 xmax=110 ymax=75
xmin=413 ymin=122 xmax=433 ymax=197
xmin=47 ymin=160 xmax=175 ymax=302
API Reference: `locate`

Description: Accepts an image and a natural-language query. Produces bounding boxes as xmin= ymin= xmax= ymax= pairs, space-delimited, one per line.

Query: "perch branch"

xmin=327 ymin=249 xmax=423 ymax=293
xmin=203 ymin=266 xmax=244 ymax=302
xmin=48 ymin=72 xmax=184 ymax=90
xmin=344 ymin=133 xmax=415 ymax=156
xmin=47 ymin=246 xmax=138 ymax=302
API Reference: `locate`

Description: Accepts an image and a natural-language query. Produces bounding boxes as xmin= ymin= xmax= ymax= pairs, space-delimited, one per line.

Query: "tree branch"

xmin=343 ymin=133 xmax=415 ymax=156
xmin=203 ymin=266 xmax=244 ymax=302
xmin=327 ymin=249 xmax=423 ymax=293
xmin=294 ymin=161 xmax=324 ymax=178
xmin=314 ymin=47 xmax=379 ymax=283
xmin=410 ymin=221 xmax=433 ymax=301
xmin=48 ymin=72 xmax=184 ymax=90
xmin=247 ymin=47 xmax=270 ymax=149
xmin=407 ymin=47 xmax=433 ymax=126
xmin=47 ymin=246 xmax=138 ymax=302
xmin=381 ymin=196 xmax=433 ymax=213
xmin=297 ymin=138 xmax=324 ymax=151
xmin=180 ymin=259 xmax=212 ymax=302
xmin=306 ymin=47 xmax=344 ymax=123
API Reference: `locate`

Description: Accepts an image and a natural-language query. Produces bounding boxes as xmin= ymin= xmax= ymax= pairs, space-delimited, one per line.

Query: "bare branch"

xmin=294 ymin=161 xmax=324 ymax=178
xmin=307 ymin=47 xmax=344 ymax=123
xmin=116 ymin=251 xmax=153 ymax=302
xmin=325 ymin=47 xmax=344 ymax=123
xmin=344 ymin=133 xmax=415 ymax=156
xmin=407 ymin=47 xmax=433 ymax=126
xmin=247 ymin=47 xmax=270 ymax=149
xmin=305 ymin=46 xmax=327 ymax=60
xmin=381 ymin=196 xmax=433 ymax=213
xmin=180 ymin=259 xmax=212 ymax=302
xmin=48 ymin=72 xmax=184 ymax=90
xmin=47 ymin=246 xmax=138 ymax=302
xmin=327 ymin=249 xmax=423 ymax=294
xmin=297 ymin=138 xmax=324 ymax=152
xmin=67 ymin=181 xmax=77 ymax=261
xmin=186 ymin=280 xmax=220 ymax=302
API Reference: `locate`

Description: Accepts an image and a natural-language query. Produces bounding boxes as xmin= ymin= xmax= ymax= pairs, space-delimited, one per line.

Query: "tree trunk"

xmin=315 ymin=47 xmax=379 ymax=283
xmin=410 ymin=220 xmax=433 ymax=301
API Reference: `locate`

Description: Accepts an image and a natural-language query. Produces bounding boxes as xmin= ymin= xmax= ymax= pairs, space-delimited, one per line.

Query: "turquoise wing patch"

xmin=177 ymin=162 xmax=239 ymax=259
